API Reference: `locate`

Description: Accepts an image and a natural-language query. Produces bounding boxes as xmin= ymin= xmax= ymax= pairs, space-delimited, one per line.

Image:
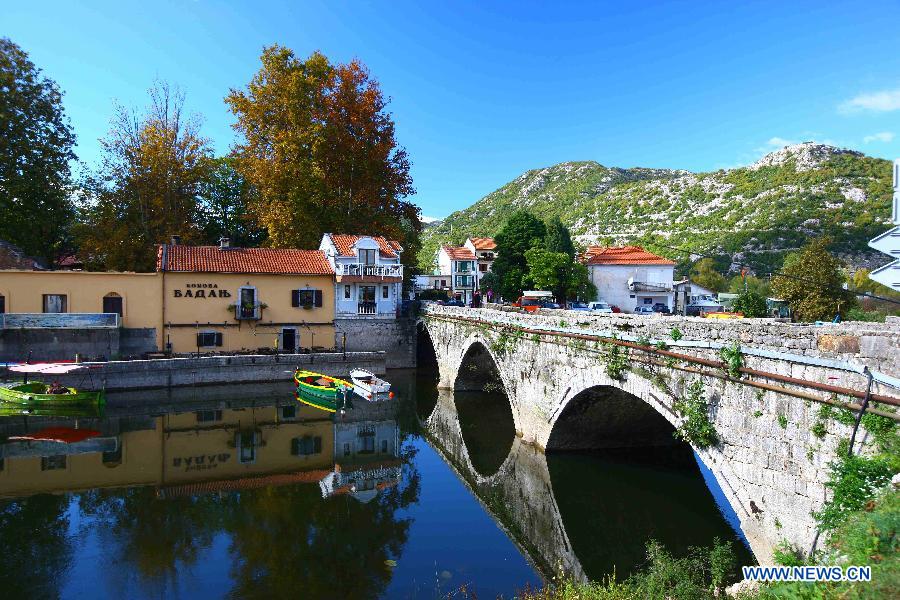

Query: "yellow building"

xmin=0 ymin=240 xmax=337 ymax=354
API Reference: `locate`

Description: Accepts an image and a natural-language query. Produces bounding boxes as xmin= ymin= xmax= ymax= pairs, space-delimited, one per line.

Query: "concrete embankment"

xmin=20 ymin=351 xmax=386 ymax=392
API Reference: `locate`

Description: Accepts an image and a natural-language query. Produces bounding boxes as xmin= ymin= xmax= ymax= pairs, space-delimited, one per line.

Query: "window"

xmin=382 ymin=285 xmax=389 ymax=299
xmin=291 ymin=436 xmax=322 ymax=456
xmin=440 ymin=280 xmax=447 ymax=288
xmin=102 ymin=293 xmax=123 ymax=317
xmin=479 ymin=263 xmax=488 ymax=272
xmin=381 ymin=439 xmax=388 ymax=453
xmin=359 ymin=249 xmax=377 ymax=265
xmin=292 ymin=289 xmax=323 ymax=308
xmin=102 ymin=444 xmax=123 ymax=466
xmin=343 ymin=442 xmax=351 ymax=457
xmin=0 ymin=294 xmax=5 ymax=314
xmin=280 ymin=405 xmax=297 ymax=420
xmin=359 ymin=427 xmax=375 ymax=454
xmin=41 ymin=455 xmax=67 ymax=471
xmin=196 ymin=409 xmax=223 ymax=423
xmin=42 ymin=294 xmax=67 ymax=313
xmin=455 ymin=275 xmax=474 ymax=288
xmin=237 ymin=432 xmax=257 ymax=464
xmin=196 ymin=332 xmax=223 ymax=348
xmin=344 ymin=285 xmax=351 ymax=299
xmin=643 ymin=298 xmax=653 ymax=305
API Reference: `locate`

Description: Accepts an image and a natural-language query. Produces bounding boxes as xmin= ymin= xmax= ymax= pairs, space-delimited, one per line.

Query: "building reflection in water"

xmin=0 ymin=392 xmax=412 ymax=599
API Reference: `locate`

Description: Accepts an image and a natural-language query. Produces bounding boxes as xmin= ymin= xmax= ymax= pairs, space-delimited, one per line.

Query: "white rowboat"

xmin=350 ymin=369 xmax=392 ymax=401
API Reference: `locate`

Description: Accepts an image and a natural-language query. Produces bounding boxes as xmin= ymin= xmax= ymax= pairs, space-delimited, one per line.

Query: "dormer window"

xmin=359 ymin=249 xmax=377 ymax=265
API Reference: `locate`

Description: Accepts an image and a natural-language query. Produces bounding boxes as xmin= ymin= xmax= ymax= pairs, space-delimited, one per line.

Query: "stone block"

xmin=816 ymin=334 xmax=860 ymax=354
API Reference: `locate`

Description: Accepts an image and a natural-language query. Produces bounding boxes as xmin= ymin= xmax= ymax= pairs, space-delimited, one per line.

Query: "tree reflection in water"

xmin=0 ymin=494 xmax=72 ymax=598
xmin=70 ymin=442 xmax=421 ymax=599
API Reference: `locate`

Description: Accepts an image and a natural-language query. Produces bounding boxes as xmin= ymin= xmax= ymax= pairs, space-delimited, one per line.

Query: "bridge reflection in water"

xmin=417 ymin=379 xmax=755 ymax=582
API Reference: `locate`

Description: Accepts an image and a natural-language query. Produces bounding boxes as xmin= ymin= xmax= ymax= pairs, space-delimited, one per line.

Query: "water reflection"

xmin=0 ymin=388 xmax=417 ymax=598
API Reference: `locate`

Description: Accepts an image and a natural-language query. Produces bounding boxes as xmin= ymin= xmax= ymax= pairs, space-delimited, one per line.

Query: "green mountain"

xmin=419 ymin=143 xmax=893 ymax=275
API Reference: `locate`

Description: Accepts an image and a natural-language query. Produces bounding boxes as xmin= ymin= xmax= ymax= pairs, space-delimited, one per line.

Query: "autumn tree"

xmin=772 ymin=238 xmax=856 ymax=322
xmin=226 ymin=46 xmax=418 ymax=253
xmin=76 ymin=82 xmax=213 ymax=271
xmin=0 ymin=38 xmax=76 ymax=265
xmin=197 ymin=157 xmax=265 ymax=247
xmin=491 ymin=210 xmax=547 ymax=300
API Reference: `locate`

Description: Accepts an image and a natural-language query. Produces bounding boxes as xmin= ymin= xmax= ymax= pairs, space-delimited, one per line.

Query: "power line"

xmin=653 ymin=241 xmax=900 ymax=307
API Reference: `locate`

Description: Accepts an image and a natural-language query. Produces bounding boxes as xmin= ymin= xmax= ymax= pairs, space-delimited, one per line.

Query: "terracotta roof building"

xmin=583 ymin=245 xmax=675 ymax=266
xmin=325 ymin=234 xmax=402 ymax=259
xmin=440 ymin=245 xmax=476 ymax=261
xmin=157 ymin=245 xmax=333 ymax=275
xmin=466 ymin=237 xmax=496 ymax=251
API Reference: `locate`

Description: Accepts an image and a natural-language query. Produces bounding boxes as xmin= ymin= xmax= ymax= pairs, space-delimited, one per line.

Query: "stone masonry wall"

xmin=333 ymin=317 xmax=417 ymax=369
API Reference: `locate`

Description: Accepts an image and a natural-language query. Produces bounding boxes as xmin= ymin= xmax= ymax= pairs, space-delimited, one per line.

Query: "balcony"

xmin=337 ymin=263 xmax=403 ymax=279
xmin=233 ymin=302 xmax=264 ymax=320
xmin=358 ymin=302 xmax=377 ymax=315
xmin=627 ymin=277 xmax=672 ymax=293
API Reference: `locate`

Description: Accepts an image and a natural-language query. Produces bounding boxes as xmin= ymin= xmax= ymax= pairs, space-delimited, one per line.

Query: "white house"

xmin=435 ymin=245 xmax=477 ymax=304
xmin=319 ymin=234 xmax=403 ymax=319
xmin=673 ymin=279 xmax=717 ymax=314
xmin=463 ymin=237 xmax=497 ymax=289
xmin=582 ymin=246 xmax=675 ymax=313
xmin=319 ymin=418 xmax=401 ymax=503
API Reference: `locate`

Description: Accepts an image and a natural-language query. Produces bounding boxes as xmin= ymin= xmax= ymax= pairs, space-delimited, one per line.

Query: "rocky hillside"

xmin=420 ymin=143 xmax=893 ymax=275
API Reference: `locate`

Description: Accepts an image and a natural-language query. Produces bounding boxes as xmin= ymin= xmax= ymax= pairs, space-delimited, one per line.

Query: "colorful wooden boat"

xmin=0 ymin=382 xmax=106 ymax=407
xmin=293 ymin=369 xmax=353 ymax=413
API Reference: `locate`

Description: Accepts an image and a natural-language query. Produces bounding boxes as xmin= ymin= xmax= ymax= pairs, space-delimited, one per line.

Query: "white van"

xmin=587 ymin=301 xmax=613 ymax=314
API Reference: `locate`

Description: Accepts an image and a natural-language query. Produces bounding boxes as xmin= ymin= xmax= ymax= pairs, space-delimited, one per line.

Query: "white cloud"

xmin=863 ymin=131 xmax=895 ymax=144
xmin=839 ymin=89 xmax=900 ymax=113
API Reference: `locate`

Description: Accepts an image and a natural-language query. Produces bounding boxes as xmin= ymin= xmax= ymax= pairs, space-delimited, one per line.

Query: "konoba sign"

xmin=172 ymin=283 xmax=233 ymax=298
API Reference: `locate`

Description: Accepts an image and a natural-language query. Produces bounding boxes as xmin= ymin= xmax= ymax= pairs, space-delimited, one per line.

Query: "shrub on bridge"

xmin=673 ymin=380 xmax=719 ymax=449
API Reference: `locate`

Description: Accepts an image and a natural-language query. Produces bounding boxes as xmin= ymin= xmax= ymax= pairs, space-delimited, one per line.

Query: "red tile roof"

xmin=157 ymin=245 xmax=333 ymax=275
xmin=583 ymin=245 xmax=675 ymax=266
xmin=327 ymin=234 xmax=402 ymax=258
xmin=441 ymin=245 xmax=476 ymax=260
xmin=467 ymin=237 xmax=497 ymax=250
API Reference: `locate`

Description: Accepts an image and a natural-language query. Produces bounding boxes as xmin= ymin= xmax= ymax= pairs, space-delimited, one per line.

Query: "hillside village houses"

xmin=435 ymin=245 xmax=477 ymax=304
xmin=583 ymin=245 xmax=676 ymax=312
xmin=463 ymin=237 xmax=497 ymax=287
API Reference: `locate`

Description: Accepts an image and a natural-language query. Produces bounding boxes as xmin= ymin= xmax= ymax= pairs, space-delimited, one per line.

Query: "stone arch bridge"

xmin=419 ymin=304 xmax=900 ymax=564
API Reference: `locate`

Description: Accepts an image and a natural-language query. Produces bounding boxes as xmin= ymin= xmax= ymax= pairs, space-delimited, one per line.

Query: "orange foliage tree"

xmin=226 ymin=46 xmax=419 ymax=256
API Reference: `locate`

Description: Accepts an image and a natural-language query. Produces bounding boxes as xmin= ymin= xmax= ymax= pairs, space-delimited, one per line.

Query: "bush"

xmin=673 ymin=380 xmax=718 ymax=449
xmin=731 ymin=289 xmax=768 ymax=318
xmin=418 ymin=288 xmax=448 ymax=301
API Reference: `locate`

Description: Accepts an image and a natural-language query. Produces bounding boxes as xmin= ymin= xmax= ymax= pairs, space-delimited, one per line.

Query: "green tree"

xmin=731 ymin=289 xmax=768 ymax=317
xmin=197 ymin=157 xmax=266 ymax=247
xmin=544 ymin=216 xmax=575 ymax=258
xmin=0 ymin=37 xmax=76 ymax=265
xmin=772 ymin=238 xmax=856 ymax=321
xmin=479 ymin=270 xmax=499 ymax=295
xmin=727 ymin=274 xmax=770 ymax=298
xmin=491 ymin=210 xmax=546 ymax=299
xmin=690 ymin=258 xmax=727 ymax=292
xmin=226 ymin=45 xmax=418 ymax=254
xmin=75 ymin=81 xmax=213 ymax=271
xmin=525 ymin=247 xmax=596 ymax=302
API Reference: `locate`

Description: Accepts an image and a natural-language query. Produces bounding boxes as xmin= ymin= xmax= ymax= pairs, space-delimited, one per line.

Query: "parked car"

xmin=633 ymin=305 xmax=656 ymax=315
xmin=567 ymin=302 xmax=589 ymax=311
xmin=652 ymin=303 xmax=671 ymax=314
xmin=541 ymin=301 xmax=562 ymax=309
xmin=587 ymin=301 xmax=613 ymax=314
xmin=444 ymin=298 xmax=465 ymax=307
xmin=686 ymin=298 xmax=723 ymax=316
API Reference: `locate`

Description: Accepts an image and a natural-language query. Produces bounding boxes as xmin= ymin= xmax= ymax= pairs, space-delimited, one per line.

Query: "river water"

xmin=0 ymin=369 xmax=752 ymax=598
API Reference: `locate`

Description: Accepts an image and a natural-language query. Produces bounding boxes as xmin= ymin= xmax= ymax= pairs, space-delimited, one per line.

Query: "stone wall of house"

xmin=0 ymin=327 xmax=159 ymax=362
xmin=333 ymin=317 xmax=417 ymax=369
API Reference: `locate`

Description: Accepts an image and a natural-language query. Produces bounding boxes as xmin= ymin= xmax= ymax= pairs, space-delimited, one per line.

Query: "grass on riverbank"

xmin=516 ymin=489 xmax=899 ymax=600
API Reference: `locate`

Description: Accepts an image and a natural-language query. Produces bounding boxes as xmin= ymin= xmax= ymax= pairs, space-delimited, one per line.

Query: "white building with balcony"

xmin=435 ymin=245 xmax=477 ymax=304
xmin=463 ymin=237 xmax=497 ymax=289
xmin=319 ymin=234 xmax=404 ymax=319
xmin=582 ymin=245 xmax=675 ymax=313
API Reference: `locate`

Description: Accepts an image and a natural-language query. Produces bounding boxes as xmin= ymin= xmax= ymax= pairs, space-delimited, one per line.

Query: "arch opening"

xmin=546 ymin=384 xmax=754 ymax=581
xmin=453 ymin=342 xmax=514 ymax=477
xmin=414 ymin=324 xmax=439 ymax=421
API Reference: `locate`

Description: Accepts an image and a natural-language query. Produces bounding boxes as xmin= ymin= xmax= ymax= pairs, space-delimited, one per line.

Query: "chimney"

xmin=170 ymin=235 xmax=181 ymax=246
xmin=219 ymin=237 xmax=231 ymax=250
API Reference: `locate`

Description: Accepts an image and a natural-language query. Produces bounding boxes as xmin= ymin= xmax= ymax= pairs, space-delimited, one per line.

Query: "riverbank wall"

xmin=3 ymin=351 xmax=386 ymax=392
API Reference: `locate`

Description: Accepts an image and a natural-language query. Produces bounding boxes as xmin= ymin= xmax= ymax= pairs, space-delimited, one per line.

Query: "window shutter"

xmin=314 ymin=290 xmax=323 ymax=307
xmin=196 ymin=332 xmax=203 ymax=347
xmin=291 ymin=438 xmax=300 ymax=456
xmin=215 ymin=332 xmax=223 ymax=347
xmin=314 ymin=436 xmax=322 ymax=453
xmin=291 ymin=289 xmax=300 ymax=307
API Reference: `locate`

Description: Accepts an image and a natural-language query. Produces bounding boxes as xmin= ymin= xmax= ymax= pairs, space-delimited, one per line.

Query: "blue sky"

xmin=7 ymin=0 xmax=900 ymax=218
